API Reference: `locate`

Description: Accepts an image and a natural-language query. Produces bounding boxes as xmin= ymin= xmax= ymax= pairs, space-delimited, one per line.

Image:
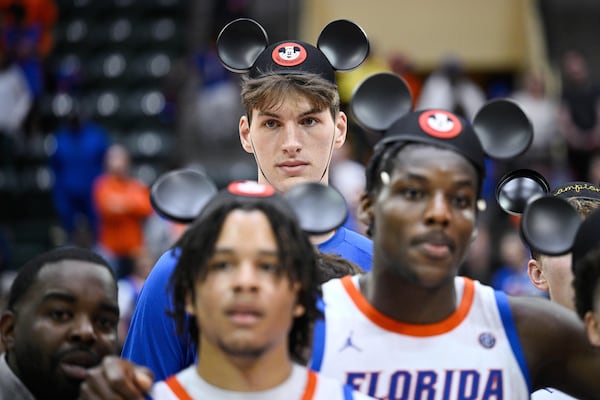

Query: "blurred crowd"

xmin=1 ymin=0 xmax=600 ymax=340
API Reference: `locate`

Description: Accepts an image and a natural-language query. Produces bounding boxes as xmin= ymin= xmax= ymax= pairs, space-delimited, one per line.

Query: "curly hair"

xmin=317 ymin=251 xmax=364 ymax=283
xmin=168 ymin=193 xmax=322 ymax=364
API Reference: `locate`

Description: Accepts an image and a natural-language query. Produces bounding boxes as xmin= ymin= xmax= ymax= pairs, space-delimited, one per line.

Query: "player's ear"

xmin=184 ymin=293 xmax=196 ymax=316
xmin=0 ymin=310 xmax=16 ymax=351
xmin=292 ymin=282 xmax=305 ymax=318
xmin=293 ymin=304 xmax=305 ymax=318
xmin=357 ymin=192 xmax=374 ymax=237
xmin=239 ymin=115 xmax=253 ymax=154
xmin=527 ymin=258 xmax=548 ymax=291
xmin=333 ymin=111 xmax=347 ymax=150
xmin=584 ymin=311 xmax=600 ymax=347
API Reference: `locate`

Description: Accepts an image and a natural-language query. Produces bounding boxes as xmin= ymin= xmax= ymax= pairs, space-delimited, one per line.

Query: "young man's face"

xmin=1 ymin=261 xmax=119 ymax=400
xmin=239 ymin=94 xmax=346 ymax=193
xmin=365 ymin=145 xmax=478 ymax=287
xmin=188 ymin=209 xmax=303 ymax=361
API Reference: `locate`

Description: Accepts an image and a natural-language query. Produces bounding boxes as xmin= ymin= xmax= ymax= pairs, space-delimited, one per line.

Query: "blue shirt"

xmin=121 ymin=226 xmax=372 ymax=380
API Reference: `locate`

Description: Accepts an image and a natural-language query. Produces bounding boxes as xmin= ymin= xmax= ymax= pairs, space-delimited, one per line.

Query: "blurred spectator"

xmin=558 ymin=50 xmax=600 ymax=181
xmin=336 ymin=48 xmax=390 ymax=106
xmin=0 ymin=0 xmax=58 ymax=136
xmin=143 ymin=211 xmax=187 ymax=262
xmin=194 ymin=41 xmax=243 ymax=144
xmin=510 ymin=69 xmax=564 ymax=178
xmin=388 ymin=51 xmax=422 ymax=105
xmin=587 ymin=151 xmax=600 ymax=185
xmin=117 ymin=247 xmax=155 ymax=346
xmin=330 ymin=144 xmax=368 ymax=235
xmin=0 ymin=43 xmax=31 ymax=164
xmin=416 ymin=54 xmax=486 ymax=120
xmin=48 ymin=107 xmax=110 ymax=246
xmin=0 ymin=225 xmax=11 ymax=273
xmin=0 ymin=0 xmax=57 ymax=59
xmin=491 ymin=229 xmax=546 ymax=297
xmin=93 ymin=144 xmax=153 ymax=278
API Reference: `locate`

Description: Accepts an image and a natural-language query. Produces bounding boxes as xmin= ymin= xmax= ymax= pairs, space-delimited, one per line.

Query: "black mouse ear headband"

xmin=150 ymin=169 xmax=348 ymax=235
xmin=216 ymin=18 xmax=370 ymax=83
xmin=350 ymin=72 xmax=534 ymax=171
xmin=503 ymin=180 xmax=600 ymax=258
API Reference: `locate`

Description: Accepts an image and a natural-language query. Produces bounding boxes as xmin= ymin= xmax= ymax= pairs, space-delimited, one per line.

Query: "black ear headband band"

xmin=216 ymin=18 xmax=370 ymax=84
xmin=150 ymin=169 xmax=348 ymax=235
xmin=495 ymin=171 xmax=600 ymax=258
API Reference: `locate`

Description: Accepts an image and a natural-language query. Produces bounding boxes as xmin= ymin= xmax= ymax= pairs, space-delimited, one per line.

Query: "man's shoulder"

xmin=149 ymin=248 xmax=179 ymax=278
xmin=327 ymin=227 xmax=372 ymax=271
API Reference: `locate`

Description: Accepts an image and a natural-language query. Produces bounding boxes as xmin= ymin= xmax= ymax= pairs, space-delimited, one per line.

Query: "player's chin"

xmin=410 ymin=262 xmax=456 ymax=288
xmin=277 ymin=175 xmax=316 ymax=192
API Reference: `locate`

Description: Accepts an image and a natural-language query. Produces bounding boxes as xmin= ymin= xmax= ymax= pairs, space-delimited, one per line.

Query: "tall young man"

xmin=310 ymin=87 xmax=600 ymax=398
xmin=121 ymin=18 xmax=373 ymax=381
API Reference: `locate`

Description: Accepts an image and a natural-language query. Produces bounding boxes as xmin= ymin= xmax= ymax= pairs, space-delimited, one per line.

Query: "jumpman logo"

xmin=339 ymin=331 xmax=362 ymax=352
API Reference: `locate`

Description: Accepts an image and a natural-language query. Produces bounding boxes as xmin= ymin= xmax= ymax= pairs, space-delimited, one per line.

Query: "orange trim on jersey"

xmin=165 ymin=375 xmax=194 ymax=400
xmin=301 ymin=370 xmax=318 ymax=400
xmin=340 ymin=275 xmax=475 ymax=336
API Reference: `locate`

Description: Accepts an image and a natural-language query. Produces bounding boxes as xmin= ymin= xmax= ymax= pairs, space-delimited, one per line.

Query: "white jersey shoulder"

xmin=312 ymin=275 xmax=530 ymax=399
xmin=150 ymin=364 xmax=375 ymax=399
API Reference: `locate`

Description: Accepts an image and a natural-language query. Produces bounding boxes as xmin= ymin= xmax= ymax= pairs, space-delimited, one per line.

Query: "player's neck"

xmin=197 ymin=341 xmax=293 ymax=391
xmin=361 ymin=270 xmax=459 ymax=324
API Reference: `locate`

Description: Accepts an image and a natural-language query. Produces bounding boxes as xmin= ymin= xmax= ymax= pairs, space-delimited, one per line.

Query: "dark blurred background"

xmin=0 ymin=0 xmax=599 ymax=298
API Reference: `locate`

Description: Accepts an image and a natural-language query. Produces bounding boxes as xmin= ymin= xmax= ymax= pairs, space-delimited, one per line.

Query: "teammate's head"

xmin=170 ymin=181 xmax=321 ymax=364
xmin=359 ymin=134 xmax=480 ymax=286
xmin=0 ymin=247 xmax=119 ymax=400
xmin=527 ymin=182 xmax=600 ymax=310
xmin=238 ymin=73 xmax=347 ymax=193
xmin=571 ymin=207 xmax=600 ymax=346
xmin=364 ymin=109 xmax=486 ymax=201
xmin=218 ymin=18 xmax=368 ymax=193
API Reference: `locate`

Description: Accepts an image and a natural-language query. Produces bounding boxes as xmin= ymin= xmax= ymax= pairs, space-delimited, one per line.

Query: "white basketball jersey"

xmin=311 ymin=275 xmax=530 ymax=399
xmin=150 ymin=364 xmax=375 ymax=399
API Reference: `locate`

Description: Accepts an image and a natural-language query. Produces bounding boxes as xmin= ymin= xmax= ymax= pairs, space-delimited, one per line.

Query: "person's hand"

xmin=79 ymin=355 xmax=154 ymax=400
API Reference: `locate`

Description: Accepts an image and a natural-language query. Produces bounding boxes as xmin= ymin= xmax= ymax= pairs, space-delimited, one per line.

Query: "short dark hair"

xmin=7 ymin=246 xmax=114 ymax=311
xmin=240 ymin=73 xmax=340 ymax=124
xmin=365 ymin=141 xmax=483 ymax=197
xmin=573 ymin=247 xmax=600 ymax=320
xmin=169 ymin=191 xmax=322 ymax=364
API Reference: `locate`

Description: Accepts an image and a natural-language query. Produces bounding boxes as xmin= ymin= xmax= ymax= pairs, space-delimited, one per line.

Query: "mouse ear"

xmin=495 ymin=169 xmax=549 ymax=216
xmin=283 ymin=182 xmax=348 ymax=235
xmin=150 ymin=169 xmax=218 ymax=224
xmin=350 ymin=72 xmax=413 ymax=132
xmin=317 ymin=19 xmax=369 ymax=71
xmin=520 ymin=195 xmax=581 ymax=256
xmin=216 ymin=18 xmax=269 ymax=73
xmin=472 ymin=99 xmax=533 ymax=160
